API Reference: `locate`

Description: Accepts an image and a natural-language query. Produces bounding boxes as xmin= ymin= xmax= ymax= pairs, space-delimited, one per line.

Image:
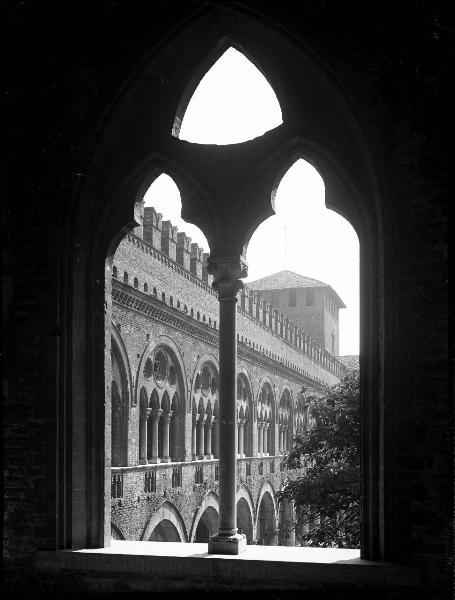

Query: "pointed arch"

xmin=256 ymin=481 xmax=279 ymax=546
xmin=61 ymin=5 xmax=385 ymax=553
xmin=189 ymin=491 xmax=220 ymax=542
xmin=141 ymin=500 xmax=188 ymax=542
xmin=175 ymin=46 xmax=282 ymax=145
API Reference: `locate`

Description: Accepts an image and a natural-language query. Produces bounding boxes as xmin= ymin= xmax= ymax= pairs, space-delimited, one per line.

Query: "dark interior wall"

xmin=3 ymin=0 xmax=452 ymax=596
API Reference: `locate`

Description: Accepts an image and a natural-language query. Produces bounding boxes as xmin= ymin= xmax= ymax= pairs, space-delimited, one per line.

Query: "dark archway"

xmin=237 ymin=497 xmax=254 ymax=544
xmin=194 ymin=506 xmax=219 ymax=542
xmin=149 ymin=519 xmax=182 ymax=542
xmin=257 ymin=491 xmax=277 ymax=546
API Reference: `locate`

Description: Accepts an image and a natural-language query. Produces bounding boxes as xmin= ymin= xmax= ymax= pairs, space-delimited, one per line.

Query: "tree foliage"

xmin=278 ymin=371 xmax=360 ymax=548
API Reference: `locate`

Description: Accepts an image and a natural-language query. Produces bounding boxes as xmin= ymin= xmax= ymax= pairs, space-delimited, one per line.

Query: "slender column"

xmin=192 ymin=415 xmax=198 ymax=460
xmin=279 ymin=428 xmax=283 ymax=453
xmin=139 ymin=408 xmax=148 ymax=464
xmin=197 ymin=414 xmax=207 ymax=459
xmin=161 ymin=411 xmax=172 ymax=463
xmin=258 ymin=422 xmax=264 ymax=455
xmin=212 ymin=418 xmax=219 ymax=458
xmin=205 ymin=416 xmax=213 ymax=458
xmin=149 ymin=408 xmax=162 ymax=463
xmin=284 ymin=426 xmax=288 ymax=452
xmin=238 ymin=419 xmax=245 ymax=457
xmin=263 ymin=422 xmax=269 ymax=456
xmin=208 ymin=257 xmax=247 ymax=555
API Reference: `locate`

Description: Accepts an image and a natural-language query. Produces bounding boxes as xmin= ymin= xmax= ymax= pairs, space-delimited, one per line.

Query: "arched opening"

xmin=175 ymin=47 xmax=282 ymax=145
xmin=194 ymin=506 xmax=219 ymax=543
xmin=143 ymin=173 xmax=209 ymax=257
xmin=111 ymin=338 xmax=129 ymax=467
xmin=237 ymin=497 xmax=254 ymax=544
xmin=94 ymin=9 xmax=383 ymax=559
xmin=256 ymin=382 xmax=274 ymax=457
xmin=149 ymin=519 xmax=182 ymax=542
xmin=278 ymin=497 xmax=295 ymax=546
xmin=192 ymin=361 xmax=219 ymax=460
xmin=257 ymin=491 xmax=277 ymax=546
xmin=278 ymin=388 xmax=292 ymax=454
xmin=237 ymin=373 xmax=253 ymax=457
xmin=245 ymin=159 xmax=359 ymax=360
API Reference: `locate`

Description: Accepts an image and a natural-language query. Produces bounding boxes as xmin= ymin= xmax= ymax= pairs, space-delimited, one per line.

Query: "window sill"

xmin=36 ymin=541 xmax=420 ymax=593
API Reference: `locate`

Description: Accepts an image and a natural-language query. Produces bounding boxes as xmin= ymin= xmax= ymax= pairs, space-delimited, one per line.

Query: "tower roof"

xmin=247 ymin=270 xmax=346 ymax=308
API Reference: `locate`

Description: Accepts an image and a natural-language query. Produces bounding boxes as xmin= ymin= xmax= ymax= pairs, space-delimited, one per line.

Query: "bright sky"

xmin=143 ymin=48 xmax=359 ymax=355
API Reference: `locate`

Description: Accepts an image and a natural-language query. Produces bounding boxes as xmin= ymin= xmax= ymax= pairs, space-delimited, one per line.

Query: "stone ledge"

xmin=35 ymin=541 xmax=421 ymax=592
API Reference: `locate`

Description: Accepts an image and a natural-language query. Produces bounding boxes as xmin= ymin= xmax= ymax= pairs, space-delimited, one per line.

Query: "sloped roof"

xmin=337 ymin=355 xmax=360 ymax=372
xmin=247 ymin=270 xmax=346 ymax=308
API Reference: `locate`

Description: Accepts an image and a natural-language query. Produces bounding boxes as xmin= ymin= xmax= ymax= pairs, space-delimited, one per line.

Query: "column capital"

xmin=161 ymin=410 xmax=173 ymax=423
xmin=207 ymin=256 xmax=248 ymax=299
xmin=147 ymin=407 xmax=162 ymax=421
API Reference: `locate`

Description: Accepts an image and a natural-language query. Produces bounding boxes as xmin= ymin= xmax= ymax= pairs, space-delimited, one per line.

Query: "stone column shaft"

xmin=150 ymin=409 xmax=162 ymax=462
xmin=205 ymin=416 xmax=213 ymax=457
xmin=207 ymin=257 xmax=247 ymax=554
xmin=192 ymin=416 xmax=198 ymax=459
xmin=258 ymin=423 xmax=263 ymax=454
xmin=263 ymin=423 xmax=268 ymax=455
xmin=139 ymin=409 xmax=148 ymax=463
xmin=197 ymin=415 xmax=206 ymax=458
xmin=238 ymin=419 xmax=245 ymax=457
xmin=161 ymin=411 xmax=172 ymax=462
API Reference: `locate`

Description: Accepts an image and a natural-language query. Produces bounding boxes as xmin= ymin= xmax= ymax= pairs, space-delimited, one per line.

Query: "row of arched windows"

xmin=111 ymin=335 xmax=313 ymax=466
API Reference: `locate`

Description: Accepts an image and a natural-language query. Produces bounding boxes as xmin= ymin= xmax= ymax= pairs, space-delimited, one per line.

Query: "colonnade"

xmin=139 ymin=407 xmax=178 ymax=463
xmin=192 ymin=414 xmax=219 ymax=459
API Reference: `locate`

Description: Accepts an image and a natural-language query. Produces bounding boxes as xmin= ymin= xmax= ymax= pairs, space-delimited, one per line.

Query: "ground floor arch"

xmin=194 ymin=506 xmax=219 ymax=542
xmin=278 ymin=496 xmax=295 ymax=546
xmin=237 ymin=497 xmax=254 ymax=543
xmin=190 ymin=491 xmax=220 ymax=542
xmin=141 ymin=501 xmax=187 ymax=542
xmin=149 ymin=519 xmax=182 ymax=542
xmin=256 ymin=482 xmax=278 ymax=545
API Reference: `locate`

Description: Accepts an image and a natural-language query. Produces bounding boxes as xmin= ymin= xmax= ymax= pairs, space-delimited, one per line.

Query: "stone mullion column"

xmin=150 ymin=408 xmax=162 ymax=463
xmin=279 ymin=427 xmax=283 ymax=454
xmin=161 ymin=411 xmax=172 ymax=463
xmin=208 ymin=258 xmax=247 ymax=555
xmin=205 ymin=416 xmax=213 ymax=458
xmin=263 ymin=422 xmax=269 ymax=456
xmin=212 ymin=418 xmax=219 ymax=458
xmin=197 ymin=414 xmax=207 ymax=459
xmin=192 ymin=415 xmax=198 ymax=460
xmin=238 ymin=419 xmax=245 ymax=457
xmin=257 ymin=422 xmax=264 ymax=455
xmin=139 ymin=409 xmax=148 ymax=464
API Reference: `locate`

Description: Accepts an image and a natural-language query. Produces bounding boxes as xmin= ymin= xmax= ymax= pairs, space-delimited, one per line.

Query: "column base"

xmin=208 ymin=532 xmax=247 ymax=555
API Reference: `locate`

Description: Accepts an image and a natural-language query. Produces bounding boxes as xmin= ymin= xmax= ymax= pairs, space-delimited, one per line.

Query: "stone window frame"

xmin=61 ymin=10 xmax=383 ymax=563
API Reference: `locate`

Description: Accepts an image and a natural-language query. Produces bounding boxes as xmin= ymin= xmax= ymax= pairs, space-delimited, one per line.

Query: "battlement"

xmin=114 ymin=205 xmax=348 ymax=380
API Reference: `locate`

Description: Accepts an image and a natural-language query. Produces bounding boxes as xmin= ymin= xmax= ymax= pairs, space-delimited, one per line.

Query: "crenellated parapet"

xmin=161 ymin=220 xmax=178 ymax=261
xmin=176 ymin=231 xmax=191 ymax=271
xmin=143 ymin=207 xmax=163 ymax=250
xmin=190 ymin=244 xmax=204 ymax=279
xmin=114 ymin=206 xmax=348 ymax=379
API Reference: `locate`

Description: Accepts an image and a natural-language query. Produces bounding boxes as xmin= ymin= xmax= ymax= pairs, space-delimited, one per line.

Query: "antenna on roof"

xmin=284 ymin=226 xmax=287 ymax=270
